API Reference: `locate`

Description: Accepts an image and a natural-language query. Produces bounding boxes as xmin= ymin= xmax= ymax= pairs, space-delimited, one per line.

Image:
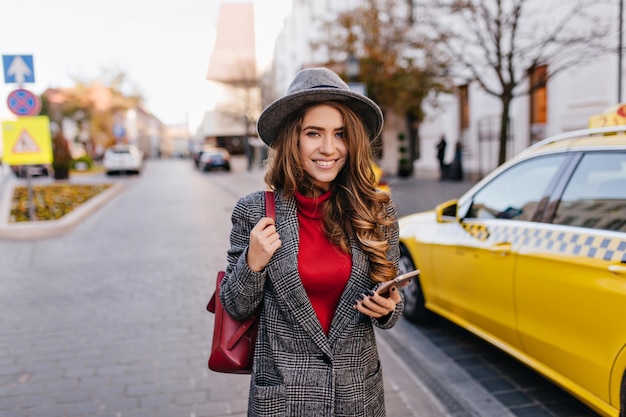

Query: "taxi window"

xmin=466 ymin=155 xmax=567 ymax=221
xmin=553 ymin=152 xmax=626 ymax=231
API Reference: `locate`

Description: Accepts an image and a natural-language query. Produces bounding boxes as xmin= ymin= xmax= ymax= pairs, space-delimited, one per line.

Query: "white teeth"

xmin=315 ymin=160 xmax=334 ymax=167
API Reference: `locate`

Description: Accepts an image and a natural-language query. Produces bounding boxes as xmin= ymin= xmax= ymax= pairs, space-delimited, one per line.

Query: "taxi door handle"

xmin=489 ymin=242 xmax=511 ymax=256
xmin=608 ymin=264 xmax=626 ymax=275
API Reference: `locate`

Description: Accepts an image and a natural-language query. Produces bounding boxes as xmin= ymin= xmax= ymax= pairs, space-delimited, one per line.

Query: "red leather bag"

xmin=206 ymin=191 xmax=275 ymax=374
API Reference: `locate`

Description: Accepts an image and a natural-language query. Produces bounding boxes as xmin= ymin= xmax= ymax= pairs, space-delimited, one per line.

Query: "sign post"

xmin=2 ymin=54 xmax=41 ymax=219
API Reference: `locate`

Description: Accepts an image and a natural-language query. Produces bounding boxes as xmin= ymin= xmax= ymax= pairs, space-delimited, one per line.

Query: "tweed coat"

xmin=220 ymin=190 xmax=403 ymax=417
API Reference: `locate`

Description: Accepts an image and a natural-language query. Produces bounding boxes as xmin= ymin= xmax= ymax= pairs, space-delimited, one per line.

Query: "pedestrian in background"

xmin=449 ymin=140 xmax=463 ymax=181
xmin=219 ymin=67 xmax=403 ymax=417
xmin=436 ymin=134 xmax=447 ymax=180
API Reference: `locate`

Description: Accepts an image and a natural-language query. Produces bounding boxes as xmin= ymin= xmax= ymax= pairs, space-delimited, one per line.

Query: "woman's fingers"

xmin=353 ymin=287 xmax=399 ymax=318
xmin=247 ymin=217 xmax=282 ymax=272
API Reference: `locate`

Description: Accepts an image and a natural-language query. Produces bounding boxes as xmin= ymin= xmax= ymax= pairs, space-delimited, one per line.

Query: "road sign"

xmin=2 ymin=55 xmax=35 ymax=84
xmin=113 ymin=123 xmax=126 ymax=139
xmin=7 ymin=88 xmax=41 ymax=116
xmin=2 ymin=116 xmax=52 ymax=165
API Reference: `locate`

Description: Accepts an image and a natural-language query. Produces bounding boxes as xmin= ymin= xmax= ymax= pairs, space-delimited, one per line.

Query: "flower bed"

xmin=10 ymin=184 xmax=112 ymax=222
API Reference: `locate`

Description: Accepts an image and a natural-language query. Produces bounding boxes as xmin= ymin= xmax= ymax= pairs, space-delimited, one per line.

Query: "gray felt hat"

xmin=256 ymin=67 xmax=383 ymax=146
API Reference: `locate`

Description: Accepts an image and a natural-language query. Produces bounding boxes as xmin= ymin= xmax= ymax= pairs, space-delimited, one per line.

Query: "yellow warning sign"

xmin=2 ymin=116 xmax=53 ymax=165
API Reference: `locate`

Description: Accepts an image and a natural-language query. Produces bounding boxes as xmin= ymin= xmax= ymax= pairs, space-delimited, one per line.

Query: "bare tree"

xmin=421 ymin=0 xmax=613 ymax=165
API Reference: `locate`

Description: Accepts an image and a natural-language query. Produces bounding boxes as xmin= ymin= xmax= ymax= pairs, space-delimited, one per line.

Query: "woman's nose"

xmin=319 ymin=134 xmax=334 ymax=154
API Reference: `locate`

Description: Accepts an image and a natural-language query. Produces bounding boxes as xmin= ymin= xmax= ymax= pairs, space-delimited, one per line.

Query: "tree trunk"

xmin=53 ymin=166 xmax=70 ymax=180
xmin=498 ymin=96 xmax=512 ymax=166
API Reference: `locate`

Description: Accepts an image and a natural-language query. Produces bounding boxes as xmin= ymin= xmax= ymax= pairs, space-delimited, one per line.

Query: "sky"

xmin=0 ymin=0 xmax=289 ymax=133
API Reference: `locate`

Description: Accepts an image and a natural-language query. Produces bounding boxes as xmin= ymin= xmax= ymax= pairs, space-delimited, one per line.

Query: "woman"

xmin=220 ymin=67 xmax=403 ymax=417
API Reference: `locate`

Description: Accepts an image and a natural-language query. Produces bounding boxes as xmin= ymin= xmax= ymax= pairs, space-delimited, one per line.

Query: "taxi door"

xmin=431 ymin=154 xmax=569 ymax=350
xmin=514 ymin=151 xmax=626 ymax=409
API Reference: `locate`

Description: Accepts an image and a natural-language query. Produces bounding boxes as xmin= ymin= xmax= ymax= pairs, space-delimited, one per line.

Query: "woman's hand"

xmin=247 ymin=217 xmax=282 ymax=272
xmin=353 ymin=286 xmax=402 ymax=318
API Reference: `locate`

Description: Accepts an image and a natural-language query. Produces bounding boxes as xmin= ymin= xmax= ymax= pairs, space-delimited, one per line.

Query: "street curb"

xmin=0 ymin=181 xmax=125 ymax=240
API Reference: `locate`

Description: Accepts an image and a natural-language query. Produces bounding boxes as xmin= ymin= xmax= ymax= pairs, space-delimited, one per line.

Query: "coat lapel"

xmin=327 ymin=238 xmax=371 ymax=346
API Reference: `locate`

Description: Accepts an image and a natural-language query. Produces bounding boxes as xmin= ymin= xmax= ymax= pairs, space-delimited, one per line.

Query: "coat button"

xmin=316 ymin=354 xmax=332 ymax=365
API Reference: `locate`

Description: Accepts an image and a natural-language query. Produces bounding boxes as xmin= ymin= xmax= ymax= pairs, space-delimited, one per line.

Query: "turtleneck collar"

xmin=295 ymin=189 xmax=332 ymax=219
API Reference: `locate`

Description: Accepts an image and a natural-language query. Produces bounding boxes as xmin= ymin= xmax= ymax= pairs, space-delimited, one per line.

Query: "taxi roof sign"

xmin=2 ymin=116 xmax=53 ymax=165
xmin=588 ymin=104 xmax=626 ymax=128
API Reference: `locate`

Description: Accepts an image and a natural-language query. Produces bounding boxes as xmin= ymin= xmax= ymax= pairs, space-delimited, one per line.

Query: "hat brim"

xmin=257 ymin=88 xmax=383 ymax=146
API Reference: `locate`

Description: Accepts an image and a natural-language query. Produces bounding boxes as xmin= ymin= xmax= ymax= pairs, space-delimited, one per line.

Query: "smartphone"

xmin=375 ymin=269 xmax=420 ymax=295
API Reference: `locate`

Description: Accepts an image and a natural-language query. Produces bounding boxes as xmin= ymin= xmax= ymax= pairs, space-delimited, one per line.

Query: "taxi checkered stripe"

xmin=458 ymin=223 xmax=626 ymax=263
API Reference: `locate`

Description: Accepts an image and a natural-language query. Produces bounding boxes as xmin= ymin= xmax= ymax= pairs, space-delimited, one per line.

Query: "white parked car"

xmin=103 ymin=144 xmax=144 ymax=175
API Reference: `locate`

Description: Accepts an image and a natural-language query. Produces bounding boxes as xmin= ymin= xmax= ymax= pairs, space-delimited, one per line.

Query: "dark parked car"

xmin=197 ymin=147 xmax=230 ymax=172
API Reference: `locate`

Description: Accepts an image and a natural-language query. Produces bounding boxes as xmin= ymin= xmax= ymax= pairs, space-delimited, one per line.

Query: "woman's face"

xmin=298 ymin=104 xmax=348 ymax=191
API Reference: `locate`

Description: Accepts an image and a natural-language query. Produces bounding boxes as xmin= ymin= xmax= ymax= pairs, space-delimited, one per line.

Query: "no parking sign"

xmin=7 ymin=88 xmax=41 ymax=116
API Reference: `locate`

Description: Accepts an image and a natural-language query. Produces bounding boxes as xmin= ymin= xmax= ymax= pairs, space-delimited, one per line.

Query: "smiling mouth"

xmin=314 ymin=159 xmax=338 ymax=167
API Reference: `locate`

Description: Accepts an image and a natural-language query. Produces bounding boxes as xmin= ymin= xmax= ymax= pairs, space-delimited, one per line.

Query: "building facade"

xmin=268 ymin=1 xmax=621 ymax=179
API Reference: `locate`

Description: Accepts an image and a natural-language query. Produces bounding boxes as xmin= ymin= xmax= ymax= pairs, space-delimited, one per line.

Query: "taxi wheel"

xmin=399 ymin=246 xmax=435 ymax=325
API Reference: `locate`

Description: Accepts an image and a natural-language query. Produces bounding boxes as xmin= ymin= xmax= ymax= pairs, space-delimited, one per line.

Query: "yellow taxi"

xmin=372 ymin=162 xmax=391 ymax=194
xmin=398 ymin=125 xmax=626 ymax=417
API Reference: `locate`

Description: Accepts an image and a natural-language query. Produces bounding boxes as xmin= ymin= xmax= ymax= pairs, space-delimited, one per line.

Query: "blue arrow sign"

xmin=2 ymin=55 xmax=35 ymax=84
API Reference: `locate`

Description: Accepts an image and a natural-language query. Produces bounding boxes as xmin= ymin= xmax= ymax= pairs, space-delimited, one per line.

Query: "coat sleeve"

xmin=219 ymin=191 xmax=267 ymax=321
xmin=373 ymin=197 xmax=403 ymax=329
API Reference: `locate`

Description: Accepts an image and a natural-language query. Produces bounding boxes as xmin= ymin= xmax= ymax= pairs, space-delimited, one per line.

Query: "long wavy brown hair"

xmin=264 ymin=101 xmax=397 ymax=283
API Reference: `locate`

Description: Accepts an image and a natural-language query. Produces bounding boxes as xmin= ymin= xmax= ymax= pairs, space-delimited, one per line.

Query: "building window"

xmin=529 ymin=64 xmax=547 ymax=144
xmin=458 ymin=84 xmax=469 ymax=131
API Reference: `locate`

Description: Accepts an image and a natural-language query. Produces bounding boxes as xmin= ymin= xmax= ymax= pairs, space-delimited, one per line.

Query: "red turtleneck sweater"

xmin=295 ymin=190 xmax=352 ymax=335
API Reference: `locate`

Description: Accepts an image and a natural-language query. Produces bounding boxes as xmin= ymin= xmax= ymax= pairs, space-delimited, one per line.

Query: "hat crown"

xmin=286 ymin=68 xmax=350 ymax=95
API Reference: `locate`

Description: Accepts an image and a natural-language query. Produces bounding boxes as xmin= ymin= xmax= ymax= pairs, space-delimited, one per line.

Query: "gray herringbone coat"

xmin=220 ymin=190 xmax=402 ymax=417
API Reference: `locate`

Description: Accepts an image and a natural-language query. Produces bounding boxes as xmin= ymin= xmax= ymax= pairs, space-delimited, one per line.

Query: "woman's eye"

xmin=306 ymin=130 xmax=320 ymax=137
xmin=335 ymin=131 xmax=344 ymax=139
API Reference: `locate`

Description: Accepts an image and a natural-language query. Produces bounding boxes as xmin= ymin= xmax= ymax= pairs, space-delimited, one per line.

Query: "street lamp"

xmin=346 ymin=54 xmax=367 ymax=96
xmin=346 ymin=53 xmax=360 ymax=82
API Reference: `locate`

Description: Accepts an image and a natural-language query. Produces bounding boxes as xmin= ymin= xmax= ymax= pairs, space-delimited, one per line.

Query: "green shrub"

xmin=71 ymin=155 xmax=93 ymax=170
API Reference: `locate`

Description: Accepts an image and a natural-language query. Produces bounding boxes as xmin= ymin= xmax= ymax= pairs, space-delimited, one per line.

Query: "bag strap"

xmin=226 ymin=315 xmax=258 ymax=349
xmin=264 ymin=190 xmax=275 ymax=220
